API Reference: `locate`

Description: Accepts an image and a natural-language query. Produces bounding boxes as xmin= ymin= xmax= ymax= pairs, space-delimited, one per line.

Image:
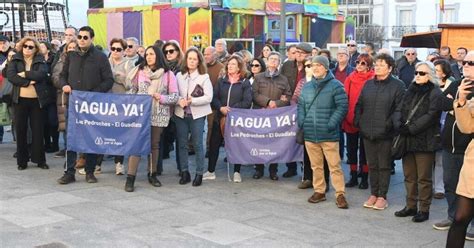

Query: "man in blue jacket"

xmin=297 ymin=56 xmax=349 ymax=209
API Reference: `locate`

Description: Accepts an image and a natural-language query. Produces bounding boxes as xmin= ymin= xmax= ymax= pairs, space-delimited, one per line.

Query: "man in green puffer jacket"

xmin=297 ymin=56 xmax=349 ymax=209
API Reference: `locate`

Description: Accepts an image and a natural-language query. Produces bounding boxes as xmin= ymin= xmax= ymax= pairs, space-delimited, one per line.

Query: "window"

xmin=287 ymin=16 xmax=295 ymax=30
xmin=347 ymin=8 xmax=370 ymax=27
xmin=399 ymin=10 xmax=412 ymax=26
xmin=25 ymin=4 xmax=38 ymax=23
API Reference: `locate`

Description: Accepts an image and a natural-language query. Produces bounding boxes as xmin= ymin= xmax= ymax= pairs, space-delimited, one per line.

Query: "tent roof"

xmin=400 ymin=31 xmax=441 ymax=48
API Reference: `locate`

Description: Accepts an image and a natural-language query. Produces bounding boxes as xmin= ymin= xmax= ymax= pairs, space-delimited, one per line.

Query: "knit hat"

xmin=312 ymin=56 xmax=329 ymax=70
xmin=296 ymin=42 xmax=313 ymax=54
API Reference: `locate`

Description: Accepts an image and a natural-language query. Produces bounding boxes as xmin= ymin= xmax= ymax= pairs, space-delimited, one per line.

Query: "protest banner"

xmin=224 ymin=105 xmax=303 ymax=164
xmin=67 ymin=91 xmax=152 ymax=156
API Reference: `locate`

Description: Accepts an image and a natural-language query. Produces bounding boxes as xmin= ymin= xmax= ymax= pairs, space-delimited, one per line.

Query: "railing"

xmin=391 ymin=25 xmax=417 ymax=38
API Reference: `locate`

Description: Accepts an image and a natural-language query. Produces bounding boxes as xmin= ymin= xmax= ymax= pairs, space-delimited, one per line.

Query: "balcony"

xmin=391 ymin=25 xmax=417 ymax=39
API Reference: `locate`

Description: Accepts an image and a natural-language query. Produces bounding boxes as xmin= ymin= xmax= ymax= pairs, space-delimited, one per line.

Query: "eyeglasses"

xmin=406 ymin=53 xmax=416 ymax=56
xmin=347 ymin=44 xmax=356 ymax=47
xmin=23 ymin=45 xmax=35 ymax=50
xmin=355 ymin=60 xmax=367 ymax=66
xmin=77 ymin=35 xmax=89 ymax=40
xmin=110 ymin=47 xmax=123 ymax=52
xmin=415 ymin=71 xmax=428 ymax=76
xmin=250 ymin=64 xmax=260 ymax=67
xmin=164 ymin=49 xmax=175 ymax=55
xmin=127 ymin=45 xmax=134 ymax=49
xmin=304 ymin=64 xmax=311 ymax=68
xmin=462 ymin=60 xmax=474 ymax=66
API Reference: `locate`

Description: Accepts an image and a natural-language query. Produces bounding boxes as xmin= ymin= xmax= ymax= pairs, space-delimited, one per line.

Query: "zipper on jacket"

xmin=451 ymin=120 xmax=456 ymax=153
xmin=226 ymin=83 xmax=233 ymax=107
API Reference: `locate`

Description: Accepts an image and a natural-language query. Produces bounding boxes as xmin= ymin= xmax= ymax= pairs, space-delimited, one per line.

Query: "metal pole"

xmin=11 ymin=3 xmax=16 ymax=42
xmin=43 ymin=2 xmax=52 ymax=41
xmin=279 ymin=0 xmax=286 ymax=59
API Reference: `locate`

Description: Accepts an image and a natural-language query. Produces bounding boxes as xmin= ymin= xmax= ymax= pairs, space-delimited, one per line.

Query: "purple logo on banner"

xmin=224 ymin=105 xmax=303 ymax=164
xmin=67 ymin=91 xmax=152 ymax=156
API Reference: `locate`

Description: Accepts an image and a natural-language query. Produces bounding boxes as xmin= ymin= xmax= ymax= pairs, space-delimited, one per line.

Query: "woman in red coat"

xmin=343 ymin=53 xmax=374 ymax=189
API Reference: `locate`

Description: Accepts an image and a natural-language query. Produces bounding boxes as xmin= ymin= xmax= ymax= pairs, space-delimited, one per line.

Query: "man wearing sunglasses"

xmin=125 ymin=37 xmax=144 ymax=66
xmin=280 ymin=42 xmax=312 ymax=178
xmin=395 ymin=48 xmax=420 ymax=88
xmin=57 ymin=26 xmax=114 ymax=185
xmin=346 ymin=40 xmax=359 ymax=68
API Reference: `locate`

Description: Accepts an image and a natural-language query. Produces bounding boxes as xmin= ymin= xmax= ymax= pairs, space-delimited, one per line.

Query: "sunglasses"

xmin=110 ymin=47 xmax=123 ymax=52
xmin=127 ymin=45 xmax=134 ymax=49
xmin=347 ymin=44 xmax=356 ymax=47
xmin=250 ymin=64 xmax=260 ymax=67
xmin=77 ymin=35 xmax=89 ymax=40
xmin=406 ymin=53 xmax=416 ymax=56
xmin=304 ymin=64 xmax=311 ymax=68
xmin=23 ymin=45 xmax=35 ymax=50
xmin=355 ymin=60 xmax=367 ymax=66
xmin=415 ymin=71 xmax=428 ymax=76
xmin=462 ymin=60 xmax=474 ymax=66
xmin=164 ymin=49 xmax=175 ymax=55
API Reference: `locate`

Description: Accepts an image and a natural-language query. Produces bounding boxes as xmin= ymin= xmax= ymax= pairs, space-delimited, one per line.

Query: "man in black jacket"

xmin=57 ymin=26 xmax=114 ymax=185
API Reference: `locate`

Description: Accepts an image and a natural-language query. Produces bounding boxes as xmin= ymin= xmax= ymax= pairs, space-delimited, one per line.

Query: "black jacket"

xmin=354 ymin=75 xmax=406 ymax=140
xmin=395 ymin=82 xmax=442 ymax=152
xmin=280 ymin=60 xmax=298 ymax=94
xmin=7 ymin=53 xmax=55 ymax=107
xmin=211 ymin=76 xmax=252 ymax=121
xmin=59 ymin=45 xmax=113 ymax=92
xmin=437 ymin=79 xmax=473 ymax=154
xmin=395 ymin=57 xmax=421 ymax=88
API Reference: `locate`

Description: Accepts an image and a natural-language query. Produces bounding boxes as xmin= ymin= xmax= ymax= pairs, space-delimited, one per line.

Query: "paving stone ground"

xmin=0 ymin=131 xmax=472 ymax=247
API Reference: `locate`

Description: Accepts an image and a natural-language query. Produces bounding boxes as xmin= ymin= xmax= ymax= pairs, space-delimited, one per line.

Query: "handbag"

xmin=190 ymin=84 xmax=204 ymax=97
xmin=391 ymin=93 xmax=429 ymax=160
xmin=0 ymin=102 xmax=11 ymax=126
xmin=296 ymin=82 xmax=327 ymax=145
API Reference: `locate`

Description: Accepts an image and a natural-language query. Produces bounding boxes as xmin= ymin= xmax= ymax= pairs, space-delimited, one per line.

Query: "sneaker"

xmin=54 ymin=149 xmax=65 ymax=158
xmin=233 ymin=172 xmax=242 ymax=183
xmin=363 ymin=195 xmax=377 ymax=208
xmin=115 ymin=162 xmax=124 ymax=175
xmin=372 ymin=197 xmax=388 ymax=210
xmin=78 ymin=166 xmax=101 ymax=175
xmin=85 ymin=173 xmax=98 ymax=183
xmin=335 ymin=194 xmax=349 ymax=209
xmin=308 ymin=192 xmax=326 ymax=203
xmin=298 ymin=179 xmax=313 ymax=189
xmin=466 ymin=226 xmax=474 ymax=241
xmin=433 ymin=219 xmax=452 ymax=230
xmin=57 ymin=173 xmax=75 ymax=184
xmin=202 ymin=171 xmax=216 ymax=180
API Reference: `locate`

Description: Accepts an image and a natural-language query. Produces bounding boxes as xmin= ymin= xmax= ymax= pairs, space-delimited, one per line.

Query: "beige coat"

xmin=454 ymin=99 xmax=474 ymax=199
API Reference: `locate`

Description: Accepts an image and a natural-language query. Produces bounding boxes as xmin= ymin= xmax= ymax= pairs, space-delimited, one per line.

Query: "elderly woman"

xmin=393 ymin=61 xmax=442 ymax=223
xmin=7 ymin=37 xmax=52 ymax=170
xmin=175 ymin=47 xmax=213 ymax=187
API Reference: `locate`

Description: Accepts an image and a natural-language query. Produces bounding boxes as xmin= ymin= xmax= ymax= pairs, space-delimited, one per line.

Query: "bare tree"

xmin=356 ymin=24 xmax=385 ymax=49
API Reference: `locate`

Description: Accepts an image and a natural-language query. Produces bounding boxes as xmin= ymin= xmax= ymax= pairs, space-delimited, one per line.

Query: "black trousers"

xmin=364 ymin=138 xmax=392 ymax=198
xmin=346 ymin=132 xmax=366 ymax=166
xmin=208 ymin=119 xmax=241 ymax=173
xmin=15 ymin=97 xmax=45 ymax=166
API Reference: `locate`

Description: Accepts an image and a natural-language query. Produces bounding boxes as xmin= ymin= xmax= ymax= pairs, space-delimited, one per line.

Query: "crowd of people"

xmin=0 ymin=26 xmax=473 ymax=247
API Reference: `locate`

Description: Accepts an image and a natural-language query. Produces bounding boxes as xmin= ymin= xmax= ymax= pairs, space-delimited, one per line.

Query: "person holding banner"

xmin=57 ymin=26 xmax=114 ymax=184
xmin=297 ymin=55 xmax=349 ymax=209
xmin=203 ymin=55 xmax=252 ymax=183
xmin=7 ymin=37 xmax=52 ymax=170
xmin=252 ymin=51 xmax=292 ymax=180
xmin=124 ymin=45 xmax=179 ymax=192
xmin=175 ymin=47 xmax=213 ymax=187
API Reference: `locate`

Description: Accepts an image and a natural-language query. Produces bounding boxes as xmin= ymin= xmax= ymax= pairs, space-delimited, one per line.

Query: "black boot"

xmin=412 ymin=211 xmax=429 ymax=222
xmin=179 ymin=171 xmax=191 ymax=185
xmin=148 ymin=172 xmax=162 ymax=187
xmin=345 ymin=171 xmax=358 ymax=187
xmin=192 ymin=174 xmax=203 ymax=186
xmin=359 ymin=172 xmax=368 ymax=189
xmin=125 ymin=175 xmax=136 ymax=192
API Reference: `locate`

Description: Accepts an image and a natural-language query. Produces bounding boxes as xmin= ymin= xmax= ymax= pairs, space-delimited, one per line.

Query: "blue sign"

xmin=224 ymin=105 xmax=303 ymax=164
xmin=67 ymin=91 xmax=152 ymax=156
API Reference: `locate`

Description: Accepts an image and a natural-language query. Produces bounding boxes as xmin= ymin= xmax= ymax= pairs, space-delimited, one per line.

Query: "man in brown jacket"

xmin=252 ymin=51 xmax=292 ymax=180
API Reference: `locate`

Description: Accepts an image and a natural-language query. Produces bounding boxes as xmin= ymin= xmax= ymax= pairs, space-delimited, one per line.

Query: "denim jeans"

xmin=442 ymin=150 xmax=466 ymax=221
xmin=175 ymin=115 xmax=205 ymax=175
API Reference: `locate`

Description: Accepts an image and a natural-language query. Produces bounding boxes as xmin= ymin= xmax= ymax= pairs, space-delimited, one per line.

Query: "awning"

xmin=400 ymin=31 xmax=442 ymax=48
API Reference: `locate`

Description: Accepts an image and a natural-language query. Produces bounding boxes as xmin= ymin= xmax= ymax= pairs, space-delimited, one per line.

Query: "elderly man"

xmin=253 ymin=51 xmax=292 ymax=180
xmin=215 ymin=39 xmax=230 ymax=63
xmin=440 ymin=46 xmax=456 ymax=64
xmin=298 ymin=55 xmax=348 ymax=209
xmin=332 ymin=47 xmax=354 ymax=85
xmin=203 ymin=46 xmax=224 ymax=158
xmin=285 ymin=44 xmax=298 ymax=62
xmin=280 ymin=42 xmax=312 ymax=178
xmin=347 ymin=40 xmax=360 ymax=68
xmin=396 ymin=48 xmax=420 ymax=88
xmin=125 ymin=37 xmax=144 ymax=66
xmin=451 ymin=47 xmax=468 ymax=80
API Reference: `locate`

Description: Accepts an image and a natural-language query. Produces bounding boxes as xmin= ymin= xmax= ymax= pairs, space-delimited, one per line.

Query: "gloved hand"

xmin=399 ymin=124 xmax=411 ymax=135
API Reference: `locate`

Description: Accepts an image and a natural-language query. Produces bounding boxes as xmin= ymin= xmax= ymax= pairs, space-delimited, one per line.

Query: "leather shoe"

xmin=269 ymin=171 xmax=279 ymax=181
xmin=18 ymin=164 xmax=27 ymax=170
xmin=282 ymin=169 xmax=297 ymax=178
xmin=308 ymin=192 xmax=326 ymax=203
xmin=192 ymin=174 xmax=203 ymax=186
xmin=412 ymin=211 xmax=429 ymax=222
xmin=179 ymin=171 xmax=191 ymax=185
xmin=394 ymin=207 xmax=418 ymax=217
xmin=86 ymin=173 xmax=98 ymax=183
xmin=253 ymin=170 xmax=263 ymax=179
xmin=37 ymin=163 xmax=49 ymax=169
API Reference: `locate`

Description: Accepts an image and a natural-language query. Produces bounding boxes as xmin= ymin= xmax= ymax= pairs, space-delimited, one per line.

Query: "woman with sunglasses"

xmin=124 ymin=46 xmax=179 ymax=192
xmin=247 ymin=58 xmax=266 ymax=85
xmin=393 ymin=61 xmax=442 ymax=222
xmin=175 ymin=47 xmax=213 ymax=186
xmin=162 ymin=41 xmax=183 ymax=75
xmin=204 ymin=55 xmax=252 ymax=183
xmin=343 ymin=54 xmax=374 ymax=189
xmin=7 ymin=37 xmax=52 ymax=170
